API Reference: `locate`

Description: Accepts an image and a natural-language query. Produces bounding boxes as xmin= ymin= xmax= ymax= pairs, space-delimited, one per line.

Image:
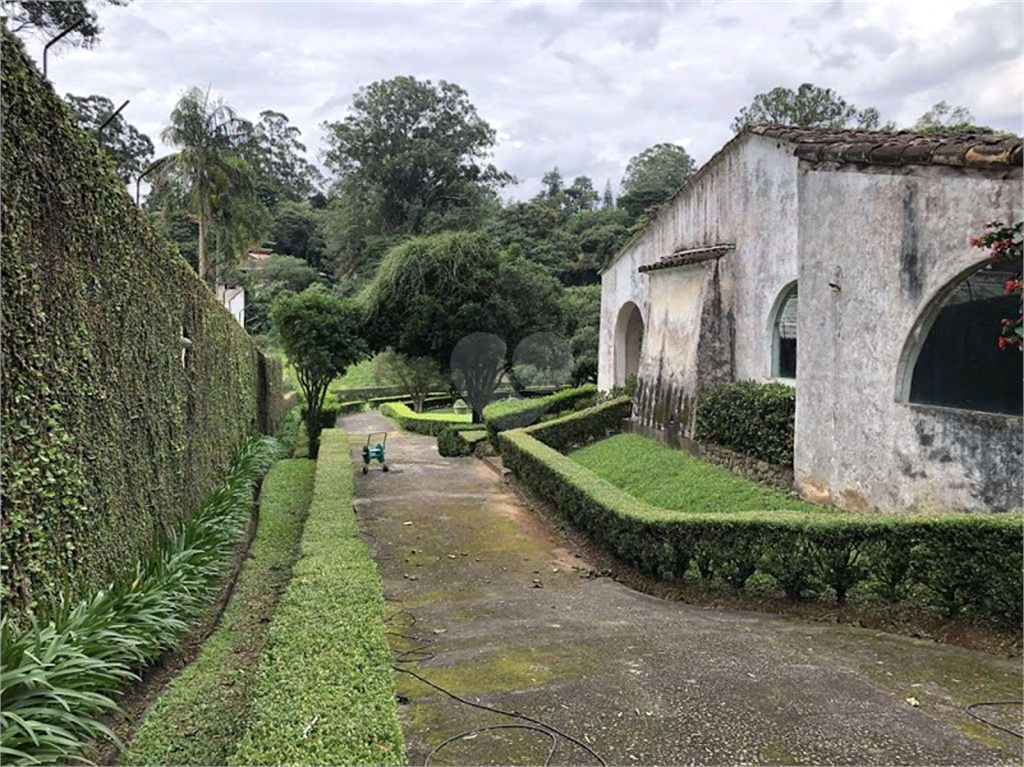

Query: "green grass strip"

xmin=121 ymin=458 xmax=316 ymax=766
xmin=229 ymin=429 xmax=405 ymax=767
xmin=571 ymin=433 xmax=826 ymax=514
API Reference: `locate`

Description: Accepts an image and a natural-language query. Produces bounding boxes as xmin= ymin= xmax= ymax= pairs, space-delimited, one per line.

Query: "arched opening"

xmin=898 ymin=260 xmax=1021 ymax=415
xmin=770 ymin=282 xmax=798 ymax=379
xmin=614 ymin=301 xmax=644 ymax=387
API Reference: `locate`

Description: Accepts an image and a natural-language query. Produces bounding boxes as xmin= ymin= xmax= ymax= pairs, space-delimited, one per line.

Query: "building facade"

xmin=599 ymin=126 xmax=1023 ymax=513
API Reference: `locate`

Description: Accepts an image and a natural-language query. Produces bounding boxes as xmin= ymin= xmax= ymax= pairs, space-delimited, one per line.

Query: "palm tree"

xmin=159 ymin=87 xmax=265 ymax=285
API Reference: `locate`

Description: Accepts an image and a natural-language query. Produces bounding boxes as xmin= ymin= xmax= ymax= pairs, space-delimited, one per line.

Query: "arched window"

xmin=771 ymin=284 xmax=798 ymax=379
xmin=905 ymin=261 xmax=1021 ymax=414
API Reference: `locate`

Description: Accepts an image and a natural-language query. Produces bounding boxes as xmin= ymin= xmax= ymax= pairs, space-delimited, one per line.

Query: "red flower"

xmin=998 ymin=337 xmax=1008 ymax=350
xmin=969 ymin=236 xmax=979 ymax=247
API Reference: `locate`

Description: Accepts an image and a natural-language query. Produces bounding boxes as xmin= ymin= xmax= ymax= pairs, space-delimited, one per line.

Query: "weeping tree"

xmin=271 ymin=286 xmax=369 ymax=458
xmin=159 ymin=87 xmax=265 ymax=285
xmin=361 ymin=231 xmax=564 ymax=423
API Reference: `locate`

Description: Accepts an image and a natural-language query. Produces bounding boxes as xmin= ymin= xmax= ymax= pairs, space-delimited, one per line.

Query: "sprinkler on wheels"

xmin=362 ymin=432 xmax=388 ymax=474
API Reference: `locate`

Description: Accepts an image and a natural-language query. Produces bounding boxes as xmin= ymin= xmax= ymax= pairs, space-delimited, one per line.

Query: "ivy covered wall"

xmin=0 ymin=28 xmax=283 ymax=618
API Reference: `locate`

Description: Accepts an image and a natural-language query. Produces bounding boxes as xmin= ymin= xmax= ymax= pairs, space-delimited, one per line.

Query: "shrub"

xmin=0 ymin=436 xmax=277 ymax=767
xmin=519 ymin=396 xmax=633 ymax=453
xmin=498 ymin=428 xmax=1023 ymax=626
xmin=229 ymin=430 xmax=405 ymax=766
xmin=436 ymin=426 xmax=490 ymax=457
xmin=483 ymin=384 xmax=598 ymax=439
xmin=695 ymin=380 xmax=795 ymax=465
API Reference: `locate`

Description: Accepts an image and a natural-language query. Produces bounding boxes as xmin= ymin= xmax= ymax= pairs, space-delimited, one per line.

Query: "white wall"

xmin=795 ymin=164 xmax=1023 ymax=512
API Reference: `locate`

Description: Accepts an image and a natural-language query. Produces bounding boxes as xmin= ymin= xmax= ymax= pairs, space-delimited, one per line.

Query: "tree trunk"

xmin=472 ymin=409 xmax=483 ymax=424
xmin=197 ymin=215 xmax=207 ymax=285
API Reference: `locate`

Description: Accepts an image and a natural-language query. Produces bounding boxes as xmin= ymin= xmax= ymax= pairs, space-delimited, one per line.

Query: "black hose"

xmin=965 ymin=701 xmax=1023 ymax=739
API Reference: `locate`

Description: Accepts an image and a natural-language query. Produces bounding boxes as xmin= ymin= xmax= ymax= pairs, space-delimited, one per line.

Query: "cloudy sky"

xmin=24 ymin=0 xmax=1024 ymax=200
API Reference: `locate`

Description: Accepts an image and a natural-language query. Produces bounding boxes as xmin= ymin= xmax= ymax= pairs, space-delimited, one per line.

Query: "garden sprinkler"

xmin=362 ymin=432 xmax=388 ymax=474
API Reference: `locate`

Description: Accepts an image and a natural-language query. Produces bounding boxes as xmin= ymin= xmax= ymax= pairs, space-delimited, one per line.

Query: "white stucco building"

xmin=599 ymin=125 xmax=1022 ymax=513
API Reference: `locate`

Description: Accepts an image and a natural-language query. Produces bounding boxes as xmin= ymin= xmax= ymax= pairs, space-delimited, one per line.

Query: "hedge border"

xmin=498 ymin=427 xmax=1023 ymax=626
xmin=229 ymin=429 xmax=405 ymax=766
xmin=483 ymin=384 xmax=598 ymax=436
xmin=379 ymin=401 xmax=471 ymax=436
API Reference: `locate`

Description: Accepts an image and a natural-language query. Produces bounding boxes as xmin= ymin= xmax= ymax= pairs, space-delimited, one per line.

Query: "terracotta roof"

xmin=638 ymin=244 xmax=734 ymax=273
xmin=748 ymin=124 xmax=1022 ymax=169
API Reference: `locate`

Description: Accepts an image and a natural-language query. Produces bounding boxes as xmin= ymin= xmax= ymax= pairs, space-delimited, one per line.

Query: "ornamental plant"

xmin=970 ymin=220 xmax=1022 ymax=351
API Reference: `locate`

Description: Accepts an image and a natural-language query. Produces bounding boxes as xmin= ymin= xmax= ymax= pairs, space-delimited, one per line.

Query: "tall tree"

xmin=732 ymin=83 xmax=890 ymax=133
xmin=238 ymin=110 xmax=323 ymax=209
xmin=361 ymin=231 xmax=564 ymax=422
xmin=64 ymin=93 xmax=154 ymax=182
xmin=2 ymin=0 xmax=128 ymax=47
xmin=321 ymin=75 xmax=512 ymax=243
xmin=158 ymin=87 xmax=265 ymax=285
xmin=912 ymin=101 xmax=997 ymax=135
xmin=618 ymin=142 xmax=696 ymax=223
xmin=271 ymin=285 xmax=368 ymax=458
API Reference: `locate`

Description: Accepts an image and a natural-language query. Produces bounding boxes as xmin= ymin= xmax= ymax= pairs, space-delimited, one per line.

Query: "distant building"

xmin=599 ymin=125 xmax=1023 ymax=513
xmin=216 ymin=283 xmax=245 ymax=329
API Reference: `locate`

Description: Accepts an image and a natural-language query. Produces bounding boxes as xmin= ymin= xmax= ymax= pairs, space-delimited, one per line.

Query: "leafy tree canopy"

xmin=272 ymin=285 xmax=368 ymax=456
xmin=321 ymin=75 xmax=512 ymax=241
xmin=361 ymin=231 xmax=564 ymax=420
xmin=268 ymin=200 xmax=325 ymax=269
xmin=64 ymin=92 xmax=154 ymax=182
xmin=238 ymin=110 xmax=323 ymax=209
xmin=157 ymin=86 xmax=267 ymax=284
xmin=731 ymin=83 xmax=890 ymax=133
xmin=618 ymin=142 xmax=696 ymax=223
xmin=2 ymin=0 xmax=128 ymax=47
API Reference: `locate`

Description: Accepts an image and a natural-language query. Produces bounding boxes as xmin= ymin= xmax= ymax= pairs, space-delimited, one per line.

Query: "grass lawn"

xmin=121 ymin=458 xmax=316 ymax=766
xmin=331 ymin=356 xmax=383 ymax=391
xmin=570 ymin=433 xmax=827 ymax=514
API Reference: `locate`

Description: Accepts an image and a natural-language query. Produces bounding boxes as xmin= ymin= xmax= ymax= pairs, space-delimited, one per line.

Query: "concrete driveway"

xmin=344 ymin=412 xmax=1022 ymax=766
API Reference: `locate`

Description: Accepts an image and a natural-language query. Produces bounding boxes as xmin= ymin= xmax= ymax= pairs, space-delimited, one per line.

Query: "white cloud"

xmin=30 ymin=0 xmax=1022 ymax=201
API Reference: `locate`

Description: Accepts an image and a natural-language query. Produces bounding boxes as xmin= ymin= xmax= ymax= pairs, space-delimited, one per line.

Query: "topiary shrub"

xmin=695 ymin=380 xmax=795 ymax=465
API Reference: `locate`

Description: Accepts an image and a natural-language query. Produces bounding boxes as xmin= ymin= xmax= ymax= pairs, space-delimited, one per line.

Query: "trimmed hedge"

xmin=379 ymin=401 xmax=472 ymax=436
xmin=484 ymin=384 xmax=598 ymax=438
xmin=230 ymin=429 xmax=405 ymax=766
xmin=0 ymin=30 xmax=282 ymax=620
xmin=695 ymin=380 xmax=795 ymax=465
xmin=519 ymin=396 xmax=632 ymax=452
xmin=437 ymin=425 xmax=491 ymax=457
xmin=499 ymin=429 xmax=1023 ymax=626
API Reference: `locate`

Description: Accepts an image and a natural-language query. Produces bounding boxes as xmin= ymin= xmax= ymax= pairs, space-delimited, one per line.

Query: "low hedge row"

xmin=437 ymin=425 xmax=490 ymax=457
xmin=498 ymin=429 xmax=1023 ymax=626
xmin=484 ymin=384 xmax=598 ymax=437
xmin=230 ymin=429 xmax=405 ymax=766
xmin=520 ymin=396 xmax=633 ymax=452
xmin=368 ymin=392 xmax=453 ymax=409
xmin=379 ymin=401 xmax=471 ymax=436
xmin=695 ymin=380 xmax=795 ymax=466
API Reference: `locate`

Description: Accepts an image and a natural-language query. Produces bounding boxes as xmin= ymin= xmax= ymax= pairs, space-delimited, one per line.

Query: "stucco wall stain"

xmin=899 ymin=180 xmax=922 ymax=300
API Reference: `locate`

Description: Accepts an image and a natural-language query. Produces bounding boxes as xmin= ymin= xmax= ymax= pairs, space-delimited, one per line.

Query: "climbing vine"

xmin=970 ymin=220 xmax=1022 ymax=351
xmin=0 ymin=28 xmax=283 ymax=621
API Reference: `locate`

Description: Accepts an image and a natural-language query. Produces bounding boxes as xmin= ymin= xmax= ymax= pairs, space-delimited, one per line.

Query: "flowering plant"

xmin=970 ymin=220 xmax=1022 ymax=351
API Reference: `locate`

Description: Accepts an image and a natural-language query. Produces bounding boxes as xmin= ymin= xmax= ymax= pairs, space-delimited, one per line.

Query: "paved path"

xmin=345 ymin=412 xmax=1022 ymax=766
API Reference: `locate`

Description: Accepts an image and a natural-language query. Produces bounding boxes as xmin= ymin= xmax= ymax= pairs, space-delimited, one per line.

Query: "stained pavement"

xmin=343 ymin=411 xmax=1022 ymax=767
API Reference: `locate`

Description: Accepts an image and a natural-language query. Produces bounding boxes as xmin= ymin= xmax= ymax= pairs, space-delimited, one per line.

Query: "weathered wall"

xmin=795 ymin=163 xmax=1023 ymax=513
xmin=0 ymin=30 xmax=283 ymax=617
xmin=599 ymin=135 xmax=800 ymax=433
